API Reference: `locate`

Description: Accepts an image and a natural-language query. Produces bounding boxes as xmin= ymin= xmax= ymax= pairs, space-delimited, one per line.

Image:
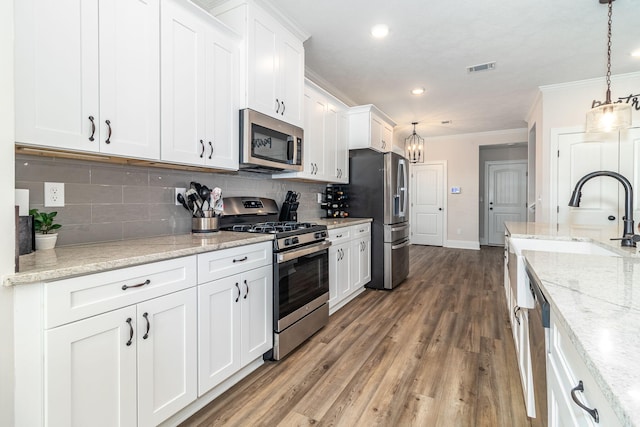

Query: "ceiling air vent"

xmin=467 ymin=62 xmax=496 ymax=73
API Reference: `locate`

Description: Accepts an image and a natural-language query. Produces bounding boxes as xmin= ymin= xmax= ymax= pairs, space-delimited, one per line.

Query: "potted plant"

xmin=29 ymin=208 xmax=61 ymax=250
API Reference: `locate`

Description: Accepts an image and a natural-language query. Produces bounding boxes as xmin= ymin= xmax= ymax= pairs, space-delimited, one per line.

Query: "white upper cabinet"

xmin=274 ymin=81 xmax=349 ymax=183
xmin=160 ymin=0 xmax=240 ymax=170
xmin=213 ymin=0 xmax=305 ymax=128
xmin=15 ymin=0 xmax=160 ymax=160
xmin=348 ymin=105 xmax=396 ymax=153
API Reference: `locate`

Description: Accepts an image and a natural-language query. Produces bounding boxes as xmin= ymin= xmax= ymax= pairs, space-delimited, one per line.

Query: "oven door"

xmin=275 ymin=241 xmax=330 ymax=332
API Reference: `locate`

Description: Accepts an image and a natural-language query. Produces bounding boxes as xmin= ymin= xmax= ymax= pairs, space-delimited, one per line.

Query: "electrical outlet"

xmin=175 ymin=188 xmax=186 ymax=206
xmin=317 ymin=193 xmax=323 ymax=203
xmin=44 ymin=182 xmax=65 ymax=207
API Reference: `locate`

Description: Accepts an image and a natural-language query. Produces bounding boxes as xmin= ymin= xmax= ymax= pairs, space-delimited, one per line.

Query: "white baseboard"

xmin=445 ymin=240 xmax=480 ymax=250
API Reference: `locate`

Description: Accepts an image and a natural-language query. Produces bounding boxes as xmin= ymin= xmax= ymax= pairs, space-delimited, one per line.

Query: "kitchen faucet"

xmin=568 ymin=171 xmax=637 ymax=247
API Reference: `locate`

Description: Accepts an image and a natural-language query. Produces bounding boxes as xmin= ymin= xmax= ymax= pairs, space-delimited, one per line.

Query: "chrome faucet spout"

xmin=568 ymin=171 xmax=635 ymax=247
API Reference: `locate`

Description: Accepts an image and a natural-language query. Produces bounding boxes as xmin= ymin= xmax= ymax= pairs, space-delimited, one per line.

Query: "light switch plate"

xmin=44 ymin=182 xmax=65 ymax=207
xmin=175 ymin=188 xmax=186 ymax=206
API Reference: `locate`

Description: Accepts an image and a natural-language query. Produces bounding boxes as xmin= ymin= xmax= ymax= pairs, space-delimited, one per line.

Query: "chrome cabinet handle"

xmin=126 ymin=318 xmax=133 ymax=346
xmin=200 ymin=140 xmax=205 ymax=158
xmin=571 ymin=381 xmax=599 ymax=423
xmin=208 ymin=141 xmax=213 ymax=159
xmin=233 ymin=256 xmax=248 ymax=263
xmin=122 ymin=279 xmax=150 ymax=291
xmin=513 ymin=306 xmax=521 ymax=326
xmin=281 ymin=101 xmax=285 ymax=115
xmin=105 ymin=120 xmax=112 ymax=144
xmin=88 ymin=116 xmax=96 ymax=141
xmin=235 ymin=282 xmax=240 ymax=302
xmin=243 ymin=279 xmax=248 ymax=299
xmin=275 ymin=99 xmax=280 ymax=114
xmin=142 ymin=312 xmax=150 ymax=339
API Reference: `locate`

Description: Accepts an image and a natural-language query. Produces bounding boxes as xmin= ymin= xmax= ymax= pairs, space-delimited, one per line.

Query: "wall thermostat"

xmin=450 ymin=187 xmax=461 ymax=194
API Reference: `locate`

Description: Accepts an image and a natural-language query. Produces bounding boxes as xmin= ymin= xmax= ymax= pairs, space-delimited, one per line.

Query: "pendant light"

xmin=585 ymin=0 xmax=631 ymax=133
xmin=405 ymin=122 xmax=424 ymax=163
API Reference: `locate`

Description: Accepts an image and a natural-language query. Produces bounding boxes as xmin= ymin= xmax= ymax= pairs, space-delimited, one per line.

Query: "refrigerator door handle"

xmin=391 ymin=239 xmax=411 ymax=250
xmin=397 ymin=159 xmax=407 ymax=217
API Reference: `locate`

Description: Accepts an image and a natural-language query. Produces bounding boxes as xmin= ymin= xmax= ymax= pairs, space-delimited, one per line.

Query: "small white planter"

xmin=35 ymin=233 xmax=58 ymax=250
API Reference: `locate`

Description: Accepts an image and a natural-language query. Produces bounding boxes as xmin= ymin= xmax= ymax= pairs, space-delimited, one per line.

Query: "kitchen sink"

xmin=510 ymin=238 xmax=621 ymax=257
xmin=507 ymin=238 xmax=620 ymax=309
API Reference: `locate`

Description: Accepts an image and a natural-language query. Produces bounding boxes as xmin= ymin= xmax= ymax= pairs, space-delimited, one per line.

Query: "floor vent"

xmin=467 ymin=62 xmax=496 ymax=73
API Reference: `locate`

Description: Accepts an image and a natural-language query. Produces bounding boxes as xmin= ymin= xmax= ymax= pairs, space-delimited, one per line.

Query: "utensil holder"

xmin=192 ymin=216 xmax=219 ymax=233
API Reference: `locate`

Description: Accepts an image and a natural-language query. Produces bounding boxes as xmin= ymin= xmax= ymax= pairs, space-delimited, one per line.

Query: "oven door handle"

xmin=276 ymin=240 xmax=332 ymax=264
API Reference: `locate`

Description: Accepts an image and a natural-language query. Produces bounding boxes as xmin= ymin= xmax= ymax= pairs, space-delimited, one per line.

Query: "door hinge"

xmin=557 ymin=205 xmax=560 ymax=213
xmin=557 ymin=150 xmax=560 ymax=157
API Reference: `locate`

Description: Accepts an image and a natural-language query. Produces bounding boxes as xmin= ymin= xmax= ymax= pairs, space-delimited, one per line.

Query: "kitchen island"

xmin=506 ymin=221 xmax=640 ymax=426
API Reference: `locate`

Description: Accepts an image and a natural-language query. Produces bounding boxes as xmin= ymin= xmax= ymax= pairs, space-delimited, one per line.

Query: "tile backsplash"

xmin=16 ymin=155 xmax=326 ymax=247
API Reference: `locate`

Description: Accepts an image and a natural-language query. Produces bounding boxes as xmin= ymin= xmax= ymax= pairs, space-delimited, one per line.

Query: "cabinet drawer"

xmin=197 ymin=241 xmax=272 ymax=284
xmin=45 ymin=256 xmax=196 ymax=329
xmin=352 ymin=223 xmax=371 ymax=237
xmin=549 ymin=313 xmax=621 ymax=426
xmin=328 ymin=227 xmax=351 ymax=244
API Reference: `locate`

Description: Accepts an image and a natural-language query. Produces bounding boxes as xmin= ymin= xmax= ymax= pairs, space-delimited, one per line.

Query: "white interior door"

xmin=486 ymin=161 xmax=527 ymax=246
xmin=411 ymin=162 xmax=445 ymax=246
xmin=557 ymin=132 xmax=621 ymax=235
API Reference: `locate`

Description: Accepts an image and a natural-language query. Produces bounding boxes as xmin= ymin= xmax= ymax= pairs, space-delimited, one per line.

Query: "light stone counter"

xmin=4 ymin=232 xmax=274 ymax=286
xmin=312 ymin=217 xmax=372 ymax=229
xmin=506 ymin=222 xmax=640 ymax=425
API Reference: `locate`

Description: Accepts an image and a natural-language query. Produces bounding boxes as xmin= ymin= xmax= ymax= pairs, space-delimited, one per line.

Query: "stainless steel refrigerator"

xmin=349 ymin=149 xmax=410 ymax=289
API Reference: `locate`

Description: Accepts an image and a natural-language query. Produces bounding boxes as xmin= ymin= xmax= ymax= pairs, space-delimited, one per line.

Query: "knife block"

xmin=279 ymin=202 xmax=298 ymax=222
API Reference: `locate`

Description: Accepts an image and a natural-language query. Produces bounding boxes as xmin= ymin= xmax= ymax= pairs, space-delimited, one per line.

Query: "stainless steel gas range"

xmin=220 ymin=197 xmax=331 ymax=360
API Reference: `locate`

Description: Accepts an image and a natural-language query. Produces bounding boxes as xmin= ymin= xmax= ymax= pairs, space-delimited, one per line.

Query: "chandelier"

xmin=405 ymin=122 xmax=424 ymax=163
xmin=585 ymin=0 xmax=631 ymax=133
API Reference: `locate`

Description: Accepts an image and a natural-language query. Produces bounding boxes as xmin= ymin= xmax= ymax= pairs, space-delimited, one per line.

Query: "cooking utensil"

xmin=199 ymin=186 xmax=211 ymax=212
xmin=185 ymin=188 xmax=203 ymax=217
xmin=176 ymin=193 xmax=190 ymax=212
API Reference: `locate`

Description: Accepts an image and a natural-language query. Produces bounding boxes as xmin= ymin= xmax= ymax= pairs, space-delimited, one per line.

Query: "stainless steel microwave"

xmin=240 ymin=109 xmax=303 ymax=172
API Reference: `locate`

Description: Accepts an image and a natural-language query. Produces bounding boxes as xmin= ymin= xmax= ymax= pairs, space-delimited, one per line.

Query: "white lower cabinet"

xmin=43 ymin=281 xmax=197 ymax=427
xmin=547 ymin=311 xmax=621 ymax=427
xmin=197 ymin=264 xmax=272 ymax=395
xmin=196 ymin=242 xmax=273 ymax=397
xmin=328 ymin=224 xmax=371 ymax=314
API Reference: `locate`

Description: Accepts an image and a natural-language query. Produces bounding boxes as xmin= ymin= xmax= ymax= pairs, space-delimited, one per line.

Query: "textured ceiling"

xmin=195 ymin=0 xmax=640 ymax=138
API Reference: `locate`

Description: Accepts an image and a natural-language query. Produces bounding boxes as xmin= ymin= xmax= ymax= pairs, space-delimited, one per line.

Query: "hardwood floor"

xmin=182 ymin=245 xmax=531 ymax=427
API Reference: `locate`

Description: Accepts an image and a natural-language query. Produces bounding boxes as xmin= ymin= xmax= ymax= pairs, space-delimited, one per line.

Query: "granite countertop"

xmin=507 ymin=222 xmax=640 ymax=425
xmin=4 ymin=232 xmax=274 ymax=286
xmin=313 ymin=217 xmax=372 ymax=229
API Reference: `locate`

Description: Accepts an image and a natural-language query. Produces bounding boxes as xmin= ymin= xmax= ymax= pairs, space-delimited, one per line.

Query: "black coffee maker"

xmin=279 ymin=191 xmax=299 ymax=221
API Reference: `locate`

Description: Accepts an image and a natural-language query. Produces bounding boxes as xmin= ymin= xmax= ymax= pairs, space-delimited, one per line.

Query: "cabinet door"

xmin=241 ymin=265 xmax=273 ymax=364
xmin=335 ymin=111 xmax=349 ymax=183
xmin=205 ymin=28 xmax=239 ymax=170
xmin=137 ymin=288 xmax=197 ymax=427
xmin=45 ymin=306 xmax=137 ymax=427
xmin=352 ymin=235 xmax=371 ymax=288
xmin=328 ymin=244 xmax=341 ymax=309
xmin=99 ymin=0 xmax=160 ymax=159
xmin=382 ymin=122 xmax=393 ymax=153
xmin=323 ymin=103 xmax=338 ymax=181
xmin=160 ymin=0 xmax=207 ymax=165
xmin=15 ymin=0 xmax=100 ymax=151
xmin=307 ymin=93 xmax=327 ymax=178
xmin=198 ymin=275 xmax=242 ymax=395
xmin=371 ymin=115 xmax=384 ymax=152
xmin=248 ymin=8 xmax=279 ymax=118
xmin=278 ymin=30 xmax=304 ymax=127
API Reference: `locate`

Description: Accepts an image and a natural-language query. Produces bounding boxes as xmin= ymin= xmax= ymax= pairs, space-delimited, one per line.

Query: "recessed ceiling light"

xmin=411 ymin=87 xmax=425 ymax=95
xmin=371 ymin=24 xmax=389 ymax=39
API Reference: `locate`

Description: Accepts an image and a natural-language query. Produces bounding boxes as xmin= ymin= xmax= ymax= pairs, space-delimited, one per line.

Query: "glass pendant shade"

xmin=585 ymin=102 xmax=632 ymax=133
xmin=405 ymin=123 xmax=424 ymax=163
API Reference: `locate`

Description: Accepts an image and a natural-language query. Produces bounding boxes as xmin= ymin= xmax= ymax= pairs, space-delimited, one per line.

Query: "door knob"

xmin=608 ymin=215 xmax=616 ymax=221
xmin=489 ymin=207 xmax=493 ymax=211
xmin=438 ymin=208 xmax=443 ymax=211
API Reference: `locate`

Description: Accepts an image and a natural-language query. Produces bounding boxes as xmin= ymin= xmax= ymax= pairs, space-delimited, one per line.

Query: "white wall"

xmin=536 ymin=72 xmax=640 ymax=223
xmin=419 ymin=129 xmax=528 ymax=248
xmin=0 ymin=0 xmax=15 ymax=425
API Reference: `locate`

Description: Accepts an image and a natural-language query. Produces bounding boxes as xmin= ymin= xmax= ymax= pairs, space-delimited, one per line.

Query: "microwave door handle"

xmin=287 ymin=137 xmax=294 ymax=163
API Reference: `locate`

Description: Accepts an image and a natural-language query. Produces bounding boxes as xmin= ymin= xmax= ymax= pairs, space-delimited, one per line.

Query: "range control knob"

xmin=284 ymin=238 xmax=292 ymax=246
xmin=292 ymin=237 xmax=299 ymax=244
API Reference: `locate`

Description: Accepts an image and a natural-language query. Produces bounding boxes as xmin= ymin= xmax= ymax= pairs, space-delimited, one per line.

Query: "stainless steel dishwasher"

xmin=527 ymin=266 xmax=550 ymax=426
